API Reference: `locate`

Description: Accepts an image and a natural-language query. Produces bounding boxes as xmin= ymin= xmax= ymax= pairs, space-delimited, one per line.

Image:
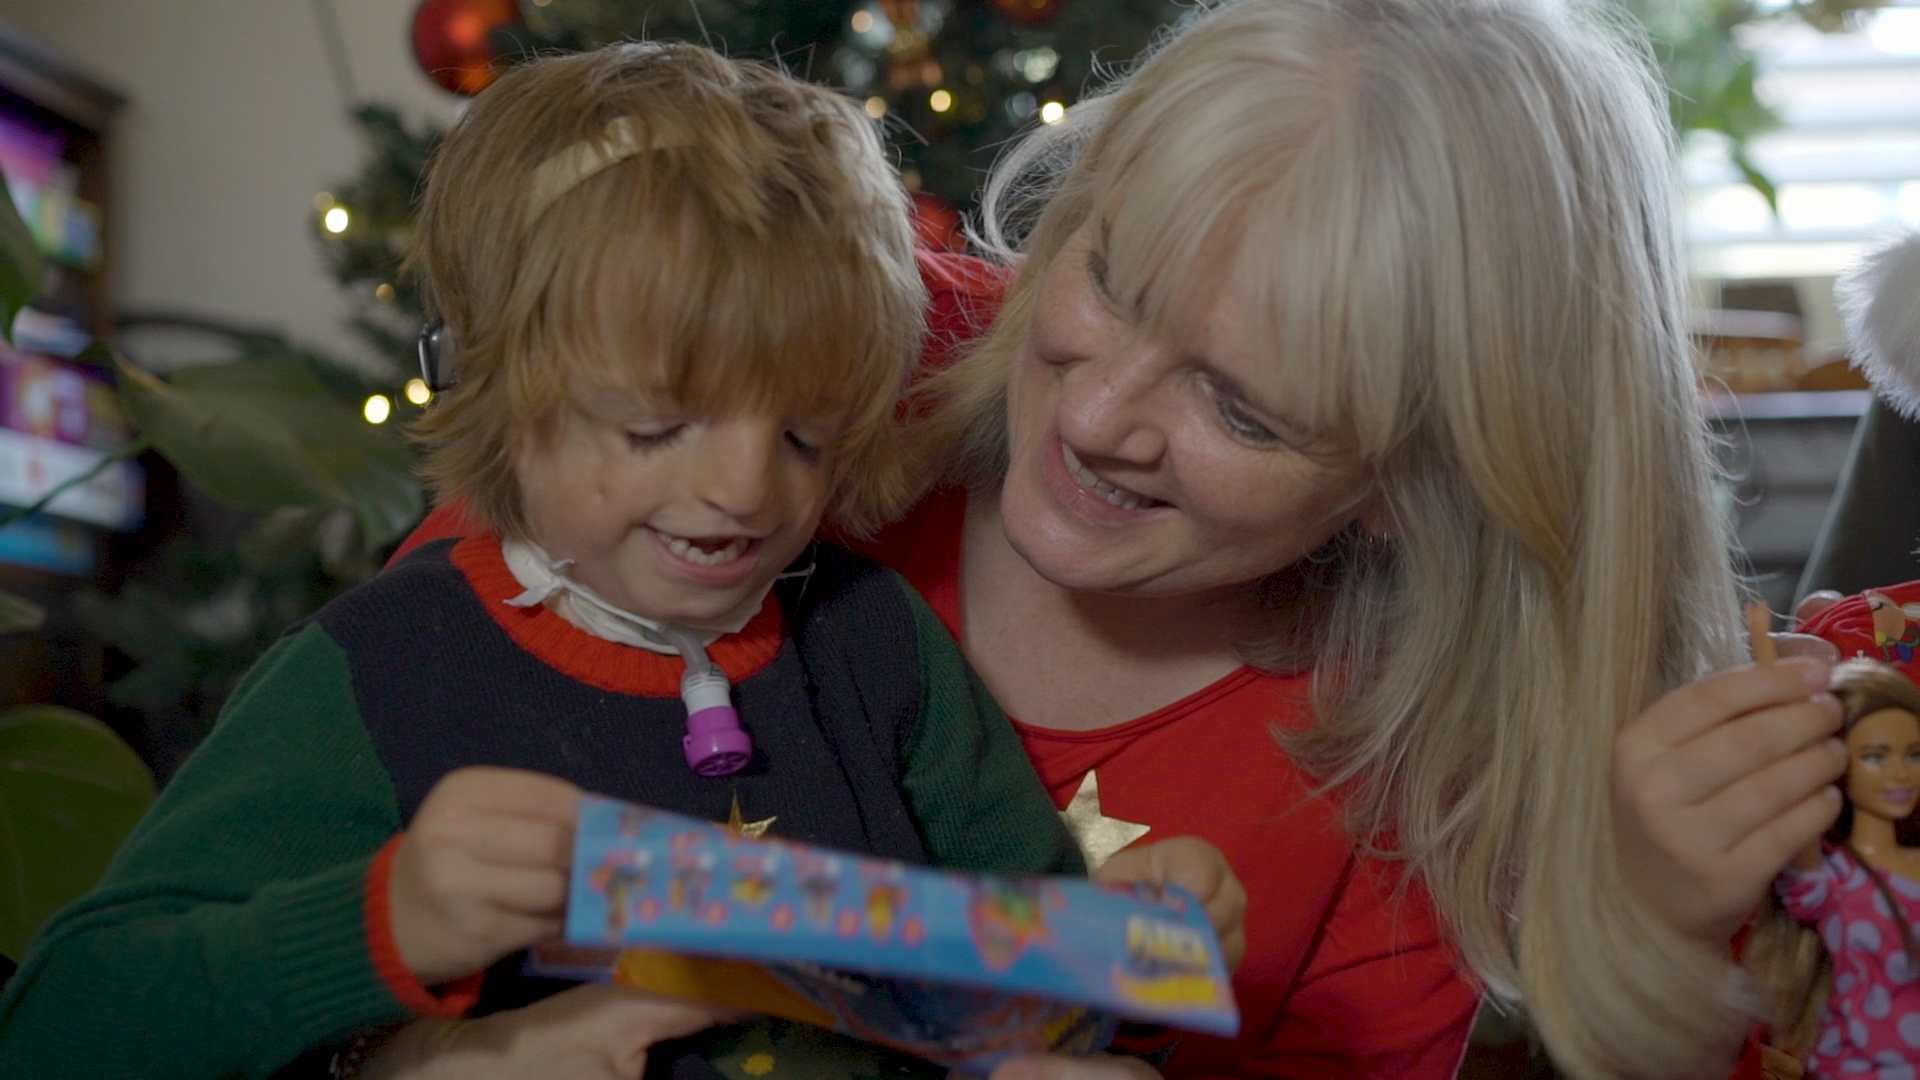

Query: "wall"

xmin=2 ymin=0 xmax=461 ymax=376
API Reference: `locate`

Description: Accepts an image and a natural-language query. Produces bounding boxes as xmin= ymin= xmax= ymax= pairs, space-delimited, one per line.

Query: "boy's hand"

xmin=1095 ymin=836 xmax=1247 ymax=972
xmin=387 ymin=766 xmax=582 ymax=986
xmin=362 ymin=983 xmax=738 ymax=1080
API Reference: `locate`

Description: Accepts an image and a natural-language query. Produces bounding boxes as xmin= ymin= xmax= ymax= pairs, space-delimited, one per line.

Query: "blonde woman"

xmin=399 ymin=1 xmax=1847 ymax=1075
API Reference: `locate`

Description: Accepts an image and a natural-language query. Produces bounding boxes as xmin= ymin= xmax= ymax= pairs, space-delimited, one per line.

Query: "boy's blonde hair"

xmin=410 ymin=42 xmax=925 ymax=538
xmin=914 ymin=1 xmax=1751 ymax=1075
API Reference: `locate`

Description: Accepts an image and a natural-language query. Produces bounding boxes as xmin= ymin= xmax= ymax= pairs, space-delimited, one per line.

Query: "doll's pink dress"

xmin=1777 ymin=847 xmax=1920 ymax=1077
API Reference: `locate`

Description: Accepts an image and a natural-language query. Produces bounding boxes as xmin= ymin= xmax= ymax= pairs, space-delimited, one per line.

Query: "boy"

xmin=0 ymin=43 xmax=1091 ymax=1079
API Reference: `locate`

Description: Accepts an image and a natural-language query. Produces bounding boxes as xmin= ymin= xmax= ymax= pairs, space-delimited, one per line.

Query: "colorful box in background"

xmin=0 ymin=348 xmax=130 ymax=450
xmin=0 ymin=425 xmax=142 ymax=532
xmin=540 ymin=795 xmax=1239 ymax=1075
xmin=0 ymin=515 xmax=95 ymax=575
xmin=1 ymin=111 xmax=102 ymax=271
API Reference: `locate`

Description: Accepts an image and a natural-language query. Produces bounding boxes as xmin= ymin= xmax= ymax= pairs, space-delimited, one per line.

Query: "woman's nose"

xmin=1055 ymin=344 xmax=1169 ymax=466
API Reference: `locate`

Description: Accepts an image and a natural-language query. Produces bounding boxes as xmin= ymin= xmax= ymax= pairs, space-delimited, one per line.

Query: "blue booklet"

xmin=533 ymin=794 xmax=1240 ymax=1075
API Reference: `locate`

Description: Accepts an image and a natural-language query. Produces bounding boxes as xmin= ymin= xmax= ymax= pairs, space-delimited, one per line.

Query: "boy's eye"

xmin=785 ymin=429 xmax=824 ymax=461
xmin=626 ymin=425 xmax=684 ymax=450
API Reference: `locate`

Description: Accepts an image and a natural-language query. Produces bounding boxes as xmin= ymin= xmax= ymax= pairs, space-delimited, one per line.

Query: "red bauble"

xmin=991 ymin=0 xmax=1064 ymax=26
xmin=411 ymin=0 xmax=523 ymax=96
xmin=878 ymin=0 xmax=921 ymax=30
xmin=912 ymin=192 xmax=965 ymax=253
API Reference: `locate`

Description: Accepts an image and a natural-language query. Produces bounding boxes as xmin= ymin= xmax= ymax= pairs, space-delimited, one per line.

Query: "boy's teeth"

xmin=662 ymin=533 xmax=749 ymax=565
xmin=1061 ymin=443 xmax=1149 ymax=511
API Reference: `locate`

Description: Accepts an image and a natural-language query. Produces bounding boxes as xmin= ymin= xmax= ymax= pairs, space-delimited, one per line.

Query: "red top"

xmin=392 ymin=251 xmax=1478 ymax=1076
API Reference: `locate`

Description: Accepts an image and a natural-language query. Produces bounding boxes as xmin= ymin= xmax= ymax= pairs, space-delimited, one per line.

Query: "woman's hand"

xmin=1095 ymin=837 xmax=1247 ymax=972
xmin=361 ymin=983 xmax=738 ymax=1080
xmin=984 ymin=1054 xmax=1162 ymax=1080
xmin=1612 ymin=655 xmax=1845 ymax=953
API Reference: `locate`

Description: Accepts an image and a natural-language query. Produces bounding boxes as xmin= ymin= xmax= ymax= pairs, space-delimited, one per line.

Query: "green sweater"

xmin=0 ymin=538 xmax=1081 ymax=1078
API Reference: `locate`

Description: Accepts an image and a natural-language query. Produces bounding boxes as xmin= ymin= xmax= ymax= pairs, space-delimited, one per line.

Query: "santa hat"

xmin=1799 ymin=578 xmax=1920 ymax=681
xmin=1838 ymin=232 xmax=1920 ymax=418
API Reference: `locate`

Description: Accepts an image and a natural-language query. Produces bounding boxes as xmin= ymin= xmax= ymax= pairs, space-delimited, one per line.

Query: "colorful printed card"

xmin=538 ymin=794 xmax=1239 ymax=1074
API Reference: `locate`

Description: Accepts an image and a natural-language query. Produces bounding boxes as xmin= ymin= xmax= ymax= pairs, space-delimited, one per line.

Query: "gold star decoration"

xmin=727 ymin=792 xmax=778 ymax=840
xmin=1060 ymin=770 xmax=1150 ymax=870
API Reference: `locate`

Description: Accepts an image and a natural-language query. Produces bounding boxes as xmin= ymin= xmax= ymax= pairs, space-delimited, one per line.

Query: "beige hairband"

xmin=526 ymin=116 xmax=689 ymax=226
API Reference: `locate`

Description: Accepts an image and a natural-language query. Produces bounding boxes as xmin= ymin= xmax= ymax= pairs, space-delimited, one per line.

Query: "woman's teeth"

xmin=661 ymin=532 xmax=749 ymax=566
xmin=1061 ymin=442 xmax=1151 ymax=510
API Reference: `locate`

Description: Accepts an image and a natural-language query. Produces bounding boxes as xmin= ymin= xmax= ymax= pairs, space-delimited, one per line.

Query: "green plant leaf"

xmin=1730 ymin=145 xmax=1780 ymax=213
xmin=0 ymin=184 xmax=45 ymax=346
xmin=0 ymin=705 xmax=156 ymax=960
xmin=0 ymin=589 xmax=44 ymax=634
xmin=114 ymin=354 xmax=421 ymax=541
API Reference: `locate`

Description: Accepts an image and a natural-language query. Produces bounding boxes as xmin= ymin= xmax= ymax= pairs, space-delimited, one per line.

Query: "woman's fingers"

xmin=1772 ymin=632 xmax=1840 ymax=664
xmin=1628 ymin=657 xmax=1831 ymax=751
xmin=1725 ymin=784 xmax=1844 ymax=885
xmin=1703 ymin=736 xmax=1849 ymax=855
xmin=1794 ymin=591 xmax=1844 ymax=629
xmin=1659 ymin=694 xmax=1842 ymax=805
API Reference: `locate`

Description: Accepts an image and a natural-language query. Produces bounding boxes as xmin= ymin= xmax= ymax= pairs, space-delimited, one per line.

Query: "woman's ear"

xmin=1357 ymin=495 xmax=1394 ymax=541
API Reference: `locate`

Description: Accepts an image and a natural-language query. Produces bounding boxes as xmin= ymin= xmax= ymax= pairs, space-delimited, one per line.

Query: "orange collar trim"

xmin=449 ymin=535 xmax=786 ymax=697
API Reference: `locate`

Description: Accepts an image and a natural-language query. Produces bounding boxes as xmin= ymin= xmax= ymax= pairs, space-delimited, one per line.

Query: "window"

xmin=1685 ymin=1 xmax=1920 ymax=280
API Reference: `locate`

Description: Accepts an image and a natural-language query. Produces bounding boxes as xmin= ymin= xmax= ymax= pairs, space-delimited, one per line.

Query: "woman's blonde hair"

xmin=410 ymin=42 xmax=925 ymax=538
xmin=913 ymin=0 xmax=1750 ymax=1073
xmin=1749 ymin=659 xmax=1920 ymax=1056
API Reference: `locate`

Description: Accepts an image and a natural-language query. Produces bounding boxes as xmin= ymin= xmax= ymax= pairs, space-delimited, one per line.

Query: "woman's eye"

xmin=1218 ymin=399 xmax=1280 ymax=443
xmin=625 ymin=425 xmax=684 ymax=450
xmin=1864 ymin=752 xmax=1887 ymax=765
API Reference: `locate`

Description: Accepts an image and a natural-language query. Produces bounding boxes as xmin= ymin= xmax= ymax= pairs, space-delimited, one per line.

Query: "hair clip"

xmin=417 ymin=319 xmax=456 ymax=391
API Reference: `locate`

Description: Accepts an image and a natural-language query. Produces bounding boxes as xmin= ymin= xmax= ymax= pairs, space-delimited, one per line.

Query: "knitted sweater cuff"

xmin=258 ymin=842 xmax=417 ymax=1037
xmin=364 ymin=834 xmax=486 ymax=1017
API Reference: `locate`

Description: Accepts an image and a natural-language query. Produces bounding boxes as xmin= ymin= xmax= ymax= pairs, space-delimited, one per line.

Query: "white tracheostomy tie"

xmin=498 ymin=538 xmax=812 ymax=663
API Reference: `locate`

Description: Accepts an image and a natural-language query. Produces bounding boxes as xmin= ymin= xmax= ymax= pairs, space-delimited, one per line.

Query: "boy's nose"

xmin=691 ymin=421 xmax=779 ymax=523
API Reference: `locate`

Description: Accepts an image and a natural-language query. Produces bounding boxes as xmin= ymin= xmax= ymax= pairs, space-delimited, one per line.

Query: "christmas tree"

xmin=316 ymin=0 xmax=1183 ymax=396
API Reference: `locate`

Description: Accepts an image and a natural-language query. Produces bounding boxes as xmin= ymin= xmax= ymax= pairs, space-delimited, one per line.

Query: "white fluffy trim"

xmin=1839 ymin=232 xmax=1920 ymax=418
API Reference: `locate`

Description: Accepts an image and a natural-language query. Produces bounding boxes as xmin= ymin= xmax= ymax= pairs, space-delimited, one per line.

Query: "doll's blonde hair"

xmin=409 ymin=42 xmax=924 ymax=538
xmin=912 ymin=0 xmax=1751 ymax=1073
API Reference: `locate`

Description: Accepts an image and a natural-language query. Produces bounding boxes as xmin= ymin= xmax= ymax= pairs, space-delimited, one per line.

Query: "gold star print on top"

xmin=1060 ymin=770 xmax=1150 ymax=869
xmin=726 ymin=791 xmax=778 ymax=839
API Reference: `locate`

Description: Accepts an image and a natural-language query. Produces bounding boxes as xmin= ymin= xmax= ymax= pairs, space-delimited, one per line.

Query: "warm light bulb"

xmin=930 ymin=89 xmax=954 ymax=113
xmin=362 ymin=394 xmax=392 ymax=424
xmin=865 ymin=96 xmax=888 ymax=119
xmin=323 ymin=206 xmax=351 ymax=234
xmin=404 ymin=378 xmax=432 ymax=406
xmin=852 ymin=10 xmax=874 ymax=32
xmin=374 ymin=282 xmax=396 ymax=303
xmin=1039 ymin=101 xmax=1066 ymax=125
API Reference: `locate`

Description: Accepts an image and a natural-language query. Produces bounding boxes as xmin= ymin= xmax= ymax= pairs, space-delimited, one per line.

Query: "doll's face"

xmin=1846 ymin=706 xmax=1920 ymax=824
